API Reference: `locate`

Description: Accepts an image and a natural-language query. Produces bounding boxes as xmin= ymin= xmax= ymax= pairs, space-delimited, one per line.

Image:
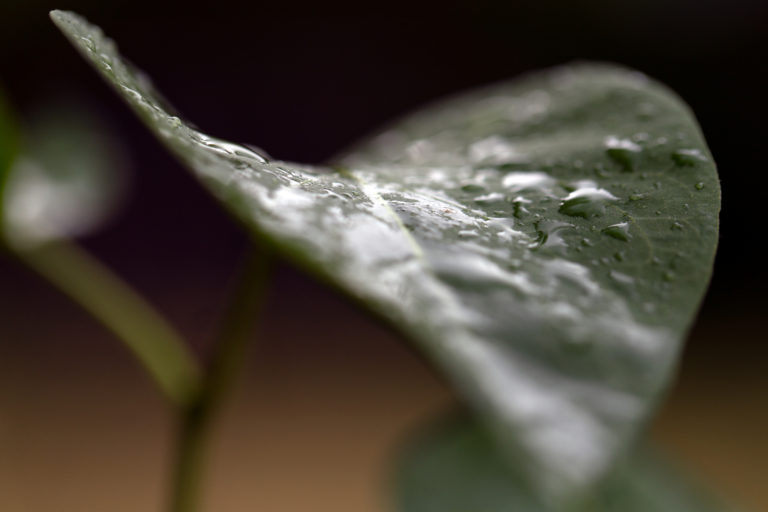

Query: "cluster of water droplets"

xmin=394 ymin=120 xmax=714 ymax=317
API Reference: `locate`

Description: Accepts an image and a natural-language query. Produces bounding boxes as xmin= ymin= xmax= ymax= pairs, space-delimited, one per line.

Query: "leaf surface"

xmin=51 ymin=10 xmax=720 ymax=503
xmin=395 ymin=414 xmax=738 ymax=512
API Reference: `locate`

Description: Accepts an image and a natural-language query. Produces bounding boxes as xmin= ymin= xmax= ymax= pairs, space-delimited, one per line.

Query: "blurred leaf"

xmin=52 ymin=11 xmax=720 ymax=504
xmin=0 ymin=88 xmax=19 ymax=222
xmin=396 ymin=414 xmax=738 ymax=512
xmin=1 ymin=101 xmax=128 ymax=248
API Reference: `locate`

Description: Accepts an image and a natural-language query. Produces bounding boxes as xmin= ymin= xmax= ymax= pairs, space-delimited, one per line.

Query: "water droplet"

xmin=529 ymin=221 xmax=573 ymax=251
xmin=502 ymin=171 xmax=556 ymax=193
xmin=654 ymin=210 xmax=662 ymax=216
xmin=671 ymin=148 xmax=707 ymax=166
xmin=663 ymin=271 xmax=676 ymax=282
xmin=79 ymin=35 xmax=94 ymax=48
xmin=605 ymin=136 xmax=642 ymax=171
xmin=614 ymin=251 xmax=626 ymax=262
xmin=559 ymin=183 xmax=618 ymax=218
xmin=629 ymin=193 xmax=645 ymax=201
xmin=670 ymin=222 xmax=684 ymax=231
xmin=695 ymin=182 xmax=705 ymax=190
xmin=512 ymin=200 xmax=528 ymax=219
xmin=610 ymin=270 xmax=635 ymax=285
xmin=191 ymin=132 xmax=269 ymax=163
xmin=473 ymin=192 xmax=506 ymax=206
xmin=602 ymin=222 xmax=631 ymax=242
xmin=243 ymin=144 xmax=272 ymax=160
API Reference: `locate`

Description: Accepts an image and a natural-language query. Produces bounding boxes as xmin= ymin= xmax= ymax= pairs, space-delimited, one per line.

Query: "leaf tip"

xmin=49 ymin=10 xmax=88 ymax=35
xmin=49 ymin=9 xmax=69 ymax=24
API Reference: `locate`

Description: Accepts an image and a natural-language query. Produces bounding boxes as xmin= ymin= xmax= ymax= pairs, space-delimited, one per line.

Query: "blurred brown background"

xmin=1 ymin=0 xmax=766 ymax=511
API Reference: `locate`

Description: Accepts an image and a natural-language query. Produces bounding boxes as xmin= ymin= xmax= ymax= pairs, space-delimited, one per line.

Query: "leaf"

xmin=51 ymin=11 xmax=721 ymax=504
xmin=1 ymin=100 xmax=128 ymax=248
xmin=395 ymin=414 xmax=738 ymax=512
xmin=0 ymin=88 xmax=19 ymax=223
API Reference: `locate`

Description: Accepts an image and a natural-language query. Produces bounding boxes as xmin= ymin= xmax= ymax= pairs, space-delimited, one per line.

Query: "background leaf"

xmin=395 ymin=413 xmax=738 ymax=512
xmin=1 ymin=100 xmax=128 ymax=248
xmin=51 ymin=11 xmax=720 ymax=504
xmin=0 ymin=88 xmax=19 ymax=227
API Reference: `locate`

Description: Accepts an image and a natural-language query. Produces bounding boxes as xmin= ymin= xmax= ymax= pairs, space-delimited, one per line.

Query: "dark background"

xmin=0 ymin=1 xmax=766 ymax=511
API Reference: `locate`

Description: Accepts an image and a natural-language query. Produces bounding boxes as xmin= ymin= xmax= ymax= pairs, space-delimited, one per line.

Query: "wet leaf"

xmin=1 ymin=101 xmax=128 ymax=248
xmin=51 ymin=11 xmax=720 ymax=504
xmin=396 ymin=414 xmax=738 ymax=512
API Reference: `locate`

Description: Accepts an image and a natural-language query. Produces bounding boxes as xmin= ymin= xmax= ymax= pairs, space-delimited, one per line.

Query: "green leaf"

xmin=51 ymin=11 xmax=720 ymax=504
xmin=0 ymin=88 xmax=20 ymax=226
xmin=395 ymin=414 xmax=738 ymax=512
xmin=1 ymin=100 xmax=127 ymax=248
xmin=0 ymin=98 xmax=197 ymax=405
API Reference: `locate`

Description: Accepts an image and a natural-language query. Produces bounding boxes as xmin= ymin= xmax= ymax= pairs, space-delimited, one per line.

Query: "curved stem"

xmin=16 ymin=240 xmax=200 ymax=407
xmin=169 ymin=245 xmax=272 ymax=512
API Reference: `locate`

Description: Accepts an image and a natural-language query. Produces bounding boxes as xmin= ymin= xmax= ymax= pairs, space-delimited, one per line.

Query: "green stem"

xmin=16 ymin=240 xmax=200 ymax=407
xmin=169 ymin=246 xmax=272 ymax=512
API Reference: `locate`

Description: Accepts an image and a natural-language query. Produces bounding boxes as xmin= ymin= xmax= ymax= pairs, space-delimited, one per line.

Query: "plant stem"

xmin=169 ymin=246 xmax=272 ymax=512
xmin=16 ymin=240 xmax=200 ymax=407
